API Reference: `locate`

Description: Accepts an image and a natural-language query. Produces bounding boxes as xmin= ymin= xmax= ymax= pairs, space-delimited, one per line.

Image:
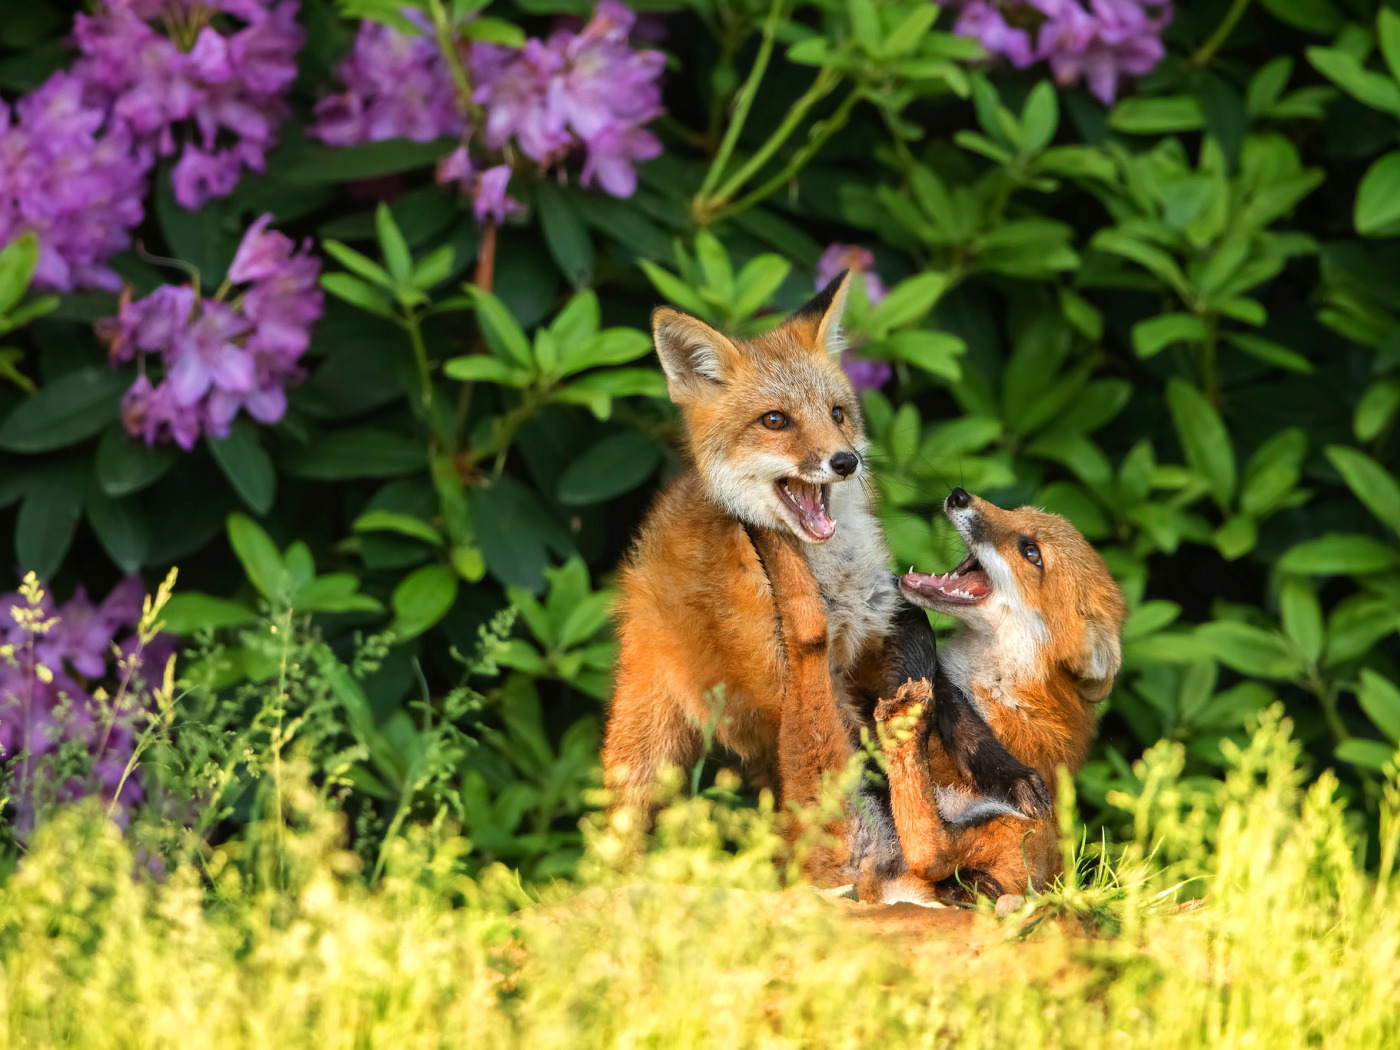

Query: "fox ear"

xmin=652 ymin=308 xmax=742 ymax=402
xmin=789 ymin=270 xmax=851 ymax=357
xmin=1073 ymin=617 xmax=1122 ymax=704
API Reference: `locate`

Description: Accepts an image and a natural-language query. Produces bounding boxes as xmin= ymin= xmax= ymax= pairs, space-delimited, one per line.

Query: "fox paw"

xmin=874 ymin=677 xmax=933 ymax=723
xmin=970 ymin=758 xmax=1052 ymax=820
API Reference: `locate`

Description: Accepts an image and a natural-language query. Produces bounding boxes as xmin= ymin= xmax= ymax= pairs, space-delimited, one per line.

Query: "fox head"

xmin=651 ymin=271 xmax=866 ymax=544
xmin=901 ymin=489 xmax=1127 ymax=703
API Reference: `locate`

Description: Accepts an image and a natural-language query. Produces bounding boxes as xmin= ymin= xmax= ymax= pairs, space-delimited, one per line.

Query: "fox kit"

xmin=603 ymin=276 xmax=1045 ymax=855
xmin=874 ymin=487 xmax=1128 ymax=898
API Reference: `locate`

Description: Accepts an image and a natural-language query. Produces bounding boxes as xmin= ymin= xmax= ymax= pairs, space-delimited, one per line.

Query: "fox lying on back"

xmin=877 ymin=488 xmax=1128 ymax=898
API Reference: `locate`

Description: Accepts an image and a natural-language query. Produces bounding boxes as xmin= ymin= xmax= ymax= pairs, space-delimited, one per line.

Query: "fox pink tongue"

xmin=902 ymin=569 xmax=991 ymax=602
xmin=781 ymin=480 xmax=834 ymax=540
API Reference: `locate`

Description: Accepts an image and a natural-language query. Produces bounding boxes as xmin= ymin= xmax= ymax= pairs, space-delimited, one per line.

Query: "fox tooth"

xmin=951 ymin=572 xmax=959 ymax=580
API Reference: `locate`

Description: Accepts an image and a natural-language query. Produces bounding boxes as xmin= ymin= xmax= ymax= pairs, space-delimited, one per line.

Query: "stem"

xmin=1193 ymin=0 xmax=1252 ymax=67
xmin=708 ymin=67 xmax=842 ymax=211
xmin=710 ymin=83 xmax=859 ymax=223
xmin=1196 ymin=312 xmax=1220 ymax=406
xmin=428 ymin=0 xmax=481 ymax=126
xmin=474 ymin=222 xmax=497 ymax=292
xmin=695 ymin=0 xmax=786 ymax=207
xmin=403 ymin=309 xmax=434 ymax=412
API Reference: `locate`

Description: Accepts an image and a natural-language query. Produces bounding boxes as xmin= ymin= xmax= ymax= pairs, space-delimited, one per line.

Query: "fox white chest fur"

xmin=803 ymin=479 xmax=899 ymax=671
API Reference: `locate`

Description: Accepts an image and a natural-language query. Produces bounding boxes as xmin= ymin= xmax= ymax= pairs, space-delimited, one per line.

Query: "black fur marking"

xmin=934 ymin=869 xmax=1004 ymax=903
xmin=885 ymin=594 xmax=939 ymax=691
xmin=931 ymin=666 xmax=1052 ymax=821
xmin=789 ymin=270 xmax=847 ymax=325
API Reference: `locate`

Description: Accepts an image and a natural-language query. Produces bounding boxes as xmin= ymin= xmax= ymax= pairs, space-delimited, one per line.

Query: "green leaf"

xmin=227 ymin=512 xmax=285 ymax=600
xmin=375 ymin=203 xmax=412 ymax=285
xmin=0 ymin=230 xmax=38 ymax=314
xmin=85 ymin=488 xmax=149 ymax=573
xmin=1355 ymin=152 xmax=1400 ymax=236
xmin=0 ymin=367 xmax=128 ymax=452
xmin=1132 ymin=314 xmax=1204 ymax=358
xmin=1108 ymin=96 xmax=1204 ymax=133
xmin=353 ymin=509 xmax=443 ymax=547
xmin=282 ymin=137 xmax=457 ymax=184
xmin=1196 ymin=621 xmax=1303 ymax=679
xmin=1225 ymin=332 xmax=1313 ymax=373
xmin=563 ymin=368 xmax=668 ymax=399
xmin=459 ymin=16 xmax=526 ymax=46
xmin=883 ymin=330 xmax=964 ymax=380
xmin=295 ymin=574 xmax=383 ymax=615
xmin=1279 ymin=578 xmax=1324 ymax=668
xmin=409 ymin=244 xmax=455 ymax=290
xmin=1091 ymin=230 xmax=1189 ymax=296
xmin=1356 ymin=379 xmax=1400 ymax=442
xmin=732 ymin=255 xmax=792 ymax=320
xmin=1166 ymin=378 xmax=1235 ymax=508
xmin=559 ymin=329 xmax=653 ymax=376
xmin=389 ymin=564 xmax=458 ymax=640
xmin=1381 ymin=7 xmax=1400 ymax=83
xmin=535 ymin=180 xmax=594 ymax=288
xmin=442 ymin=355 xmax=531 ymax=386
xmin=282 ymin=428 xmax=425 ymax=480
xmin=1326 ymin=595 xmax=1400 ymax=666
xmin=694 ymin=232 xmax=735 ymax=307
xmin=639 ymin=260 xmax=713 ymax=318
xmin=1326 ymin=445 xmax=1400 ymax=533
xmin=1020 ymin=81 xmax=1058 ymax=153
xmin=322 ymin=239 xmax=395 ymax=289
xmin=451 ymin=544 xmax=486 ymax=582
xmin=1336 ymin=738 xmax=1397 ymax=772
xmin=208 ymin=419 xmax=275 ymax=516
xmin=870 ymin=272 xmax=950 ymax=330
xmin=556 ymin=432 xmax=661 ymax=505
xmin=1358 ymin=668 xmax=1400 ymax=745
xmin=16 ymin=469 xmax=83 ymax=579
xmin=159 ymin=593 xmax=259 ymax=634
xmin=1307 ymin=47 xmax=1400 ymax=116
xmin=467 ymin=286 xmax=532 ymax=365
xmin=95 ymin=424 xmax=176 ymax=498
xmin=1278 ymin=534 xmax=1399 ymax=575
xmin=1213 ymin=515 xmax=1257 ymax=560
xmin=320 ymin=273 xmax=396 ymax=319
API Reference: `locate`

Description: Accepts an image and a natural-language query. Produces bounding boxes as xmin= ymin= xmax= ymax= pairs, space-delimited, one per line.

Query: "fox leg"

xmin=746 ymin=525 xmax=855 ymax=885
xmin=872 ymin=679 xmax=959 ymax=885
xmin=601 ymin=672 xmax=704 ymax=819
xmin=885 ymin=602 xmax=1051 ymax=820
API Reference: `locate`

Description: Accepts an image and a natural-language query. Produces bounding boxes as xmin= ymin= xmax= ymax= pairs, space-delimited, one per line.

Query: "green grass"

xmin=1 ymin=711 xmax=1398 ymax=1048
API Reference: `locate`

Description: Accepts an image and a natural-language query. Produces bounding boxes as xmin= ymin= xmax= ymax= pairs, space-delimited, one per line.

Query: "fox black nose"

xmin=830 ymin=450 xmax=859 ymax=477
xmin=948 ymin=487 xmax=972 ymax=509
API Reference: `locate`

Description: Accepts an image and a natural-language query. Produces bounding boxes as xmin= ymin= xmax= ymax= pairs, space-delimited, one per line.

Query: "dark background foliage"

xmin=1 ymin=0 xmax=1399 ymax=874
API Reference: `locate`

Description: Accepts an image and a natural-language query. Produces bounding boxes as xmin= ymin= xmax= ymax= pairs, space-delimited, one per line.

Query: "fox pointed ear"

xmin=789 ymin=270 xmax=852 ymax=357
xmin=652 ymin=308 xmax=742 ymax=402
xmin=1073 ymin=618 xmax=1122 ymax=704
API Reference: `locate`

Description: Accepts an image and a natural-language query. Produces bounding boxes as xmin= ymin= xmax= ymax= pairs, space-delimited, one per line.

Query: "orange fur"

xmin=876 ymin=492 xmax=1127 ymax=898
xmin=602 ymin=274 xmax=898 ymax=826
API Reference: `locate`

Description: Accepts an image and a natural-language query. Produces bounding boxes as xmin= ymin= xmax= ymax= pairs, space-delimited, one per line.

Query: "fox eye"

xmin=1019 ymin=538 xmax=1043 ymax=568
xmin=831 ymin=406 xmax=845 ymax=425
xmin=760 ymin=410 xmax=789 ymax=430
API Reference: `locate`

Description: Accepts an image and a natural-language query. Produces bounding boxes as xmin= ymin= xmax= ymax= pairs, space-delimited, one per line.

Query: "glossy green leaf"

xmin=389 ymin=564 xmax=458 ymax=640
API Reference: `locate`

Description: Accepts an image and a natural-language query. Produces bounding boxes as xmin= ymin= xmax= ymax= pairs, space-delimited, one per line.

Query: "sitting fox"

xmin=602 ymin=274 xmax=1047 ymax=875
xmin=757 ymin=488 xmax=1126 ymax=900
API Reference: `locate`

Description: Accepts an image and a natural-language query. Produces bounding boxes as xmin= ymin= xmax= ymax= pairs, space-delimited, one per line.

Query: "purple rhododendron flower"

xmin=952 ymin=0 xmax=1169 ymax=104
xmin=73 ymin=0 xmax=304 ymax=208
xmin=0 ymin=72 xmax=149 ymax=292
xmin=0 ymin=575 xmax=161 ymax=837
xmin=99 ymin=214 xmax=322 ymax=448
xmin=312 ymin=2 xmax=665 ymax=202
xmin=816 ymin=243 xmax=892 ymax=392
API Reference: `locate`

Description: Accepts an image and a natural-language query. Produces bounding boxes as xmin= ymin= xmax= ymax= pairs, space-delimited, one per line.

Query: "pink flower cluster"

xmin=954 ymin=0 xmax=1170 ymax=105
xmin=0 ymin=0 xmax=304 ymax=293
xmin=73 ymin=0 xmax=304 ymax=209
xmin=0 ymin=73 xmax=150 ymax=292
xmin=310 ymin=1 xmax=665 ymax=220
xmin=0 ymin=577 xmax=171 ymax=836
xmin=99 ymin=215 xmax=322 ymax=446
xmin=816 ymin=243 xmax=892 ymax=392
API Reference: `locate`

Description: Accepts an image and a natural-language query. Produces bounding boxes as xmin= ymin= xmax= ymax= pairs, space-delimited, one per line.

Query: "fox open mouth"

xmin=776 ymin=479 xmax=834 ymax=541
xmin=901 ymin=551 xmax=991 ymax=606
